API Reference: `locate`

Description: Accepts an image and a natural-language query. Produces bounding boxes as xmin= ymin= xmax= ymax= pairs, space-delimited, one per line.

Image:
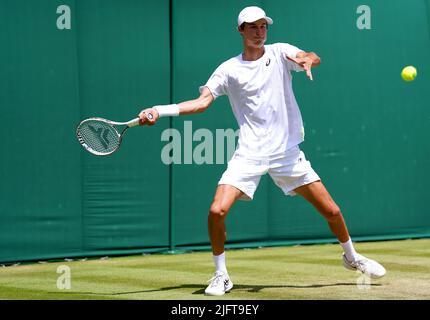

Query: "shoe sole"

xmin=204 ymin=283 xmax=233 ymax=296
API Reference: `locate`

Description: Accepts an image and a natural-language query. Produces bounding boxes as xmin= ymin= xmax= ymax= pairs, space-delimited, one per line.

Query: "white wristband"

xmin=153 ymin=104 xmax=179 ymax=118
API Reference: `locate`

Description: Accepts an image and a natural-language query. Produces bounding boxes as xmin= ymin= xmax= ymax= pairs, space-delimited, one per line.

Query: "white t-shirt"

xmin=201 ymin=43 xmax=305 ymax=157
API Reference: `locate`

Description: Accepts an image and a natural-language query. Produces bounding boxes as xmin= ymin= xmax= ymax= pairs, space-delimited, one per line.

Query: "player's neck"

xmin=242 ymin=46 xmax=265 ymax=61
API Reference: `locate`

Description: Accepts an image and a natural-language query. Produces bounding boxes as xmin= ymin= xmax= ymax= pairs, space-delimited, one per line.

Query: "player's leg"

xmin=268 ymin=147 xmax=386 ymax=278
xmin=208 ymin=184 xmax=244 ymax=256
xmin=205 ymin=152 xmax=263 ymax=295
xmin=293 ymin=181 xmax=386 ymax=278
xmin=205 ymin=184 xmax=243 ymax=296
xmin=293 ymin=181 xmax=349 ymax=243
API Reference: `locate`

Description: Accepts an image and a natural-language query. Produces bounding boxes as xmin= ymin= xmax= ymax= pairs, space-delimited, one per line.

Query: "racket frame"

xmin=76 ymin=117 xmax=140 ymax=156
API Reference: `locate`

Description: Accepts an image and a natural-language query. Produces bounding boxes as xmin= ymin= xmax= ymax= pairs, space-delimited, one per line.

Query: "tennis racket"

xmin=76 ymin=115 xmax=150 ymax=156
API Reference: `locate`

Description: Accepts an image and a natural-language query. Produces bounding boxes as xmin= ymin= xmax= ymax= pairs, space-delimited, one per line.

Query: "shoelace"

xmin=351 ymin=257 xmax=370 ymax=272
xmin=207 ymin=273 xmax=224 ymax=288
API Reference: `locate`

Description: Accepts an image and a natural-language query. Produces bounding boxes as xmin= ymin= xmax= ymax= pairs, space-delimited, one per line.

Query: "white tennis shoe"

xmin=342 ymin=253 xmax=386 ymax=279
xmin=204 ymin=271 xmax=233 ymax=296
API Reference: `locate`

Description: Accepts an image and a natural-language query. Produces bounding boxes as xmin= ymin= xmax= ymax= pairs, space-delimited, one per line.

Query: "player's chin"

xmin=254 ymin=40 xmax=266 ymax=48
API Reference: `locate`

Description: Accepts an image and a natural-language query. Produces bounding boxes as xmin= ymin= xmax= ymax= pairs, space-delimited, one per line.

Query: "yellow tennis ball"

xmin=401 ymin=66 xmax=417 ymax=82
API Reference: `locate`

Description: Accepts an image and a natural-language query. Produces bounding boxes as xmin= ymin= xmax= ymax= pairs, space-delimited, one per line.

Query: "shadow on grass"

xmin=49 ymin=282 xmax=382 ymax=296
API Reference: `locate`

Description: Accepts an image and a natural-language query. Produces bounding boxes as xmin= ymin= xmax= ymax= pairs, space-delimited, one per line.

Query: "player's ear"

xmin=237 ymin=23 xmax=245 ymax=35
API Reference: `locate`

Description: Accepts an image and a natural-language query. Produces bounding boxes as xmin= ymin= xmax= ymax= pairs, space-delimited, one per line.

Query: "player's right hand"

xmin=138 ymin=108 xmax=159 ymax=126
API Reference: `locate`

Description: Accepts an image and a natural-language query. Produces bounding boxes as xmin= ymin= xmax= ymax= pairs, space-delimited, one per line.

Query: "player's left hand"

xmin=287 ymin=56 xmax=314 ymax=81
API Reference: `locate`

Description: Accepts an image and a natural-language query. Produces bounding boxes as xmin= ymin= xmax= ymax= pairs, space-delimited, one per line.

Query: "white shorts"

xmin=218 ymin=146 xmax=321 ymax=200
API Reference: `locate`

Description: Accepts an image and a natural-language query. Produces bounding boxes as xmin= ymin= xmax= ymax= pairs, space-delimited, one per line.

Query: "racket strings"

xmin=77 ymin=121 xmax=120 ymax=154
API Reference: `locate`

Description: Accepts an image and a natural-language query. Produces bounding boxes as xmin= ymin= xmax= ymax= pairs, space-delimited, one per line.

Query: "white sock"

xmin=340 ymin=238 xmax=358 ymax=262
xmin=213 ymin=252 xmax=228 ymax=274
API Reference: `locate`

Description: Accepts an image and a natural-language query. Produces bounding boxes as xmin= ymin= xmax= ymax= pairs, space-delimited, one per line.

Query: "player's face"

xmin=239 ymin=19 xmax=268 ymax=49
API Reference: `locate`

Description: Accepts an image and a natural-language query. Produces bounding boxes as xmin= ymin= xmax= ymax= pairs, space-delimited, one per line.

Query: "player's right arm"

xmin=177 ymin=86 xmax=214 ymax=115
xmin=138 ymin=86 xmax=214 ymax=125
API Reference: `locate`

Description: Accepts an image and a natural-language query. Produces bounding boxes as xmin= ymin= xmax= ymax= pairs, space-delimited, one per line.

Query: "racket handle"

xmin=127 ymin=117 xmax=141 ymax=127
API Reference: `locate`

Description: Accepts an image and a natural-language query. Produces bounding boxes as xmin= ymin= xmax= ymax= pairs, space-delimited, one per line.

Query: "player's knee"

xmin=324 ymin=205 xmax=342 ymax=222
xmin=209 ymin=204 xmax=228 ymax=219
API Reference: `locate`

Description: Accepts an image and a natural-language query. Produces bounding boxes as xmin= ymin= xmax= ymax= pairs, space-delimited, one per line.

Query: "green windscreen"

xmin=0 ymin=0 xmax=429 ymax=263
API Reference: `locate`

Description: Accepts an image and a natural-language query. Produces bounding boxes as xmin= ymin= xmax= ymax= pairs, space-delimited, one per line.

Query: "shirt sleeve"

xmin=276 ymin=42 xmax=305 ymax=72
xmin=199 ymin=63 xmax=228 ymax=100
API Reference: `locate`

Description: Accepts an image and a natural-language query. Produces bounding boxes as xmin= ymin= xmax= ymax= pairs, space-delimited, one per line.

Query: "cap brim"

xmin=238 ymin=15 xmax=274 ymax=26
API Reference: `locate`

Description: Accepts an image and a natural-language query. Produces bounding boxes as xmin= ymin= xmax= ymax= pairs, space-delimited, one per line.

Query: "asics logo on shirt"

xmin=266 ymin=58 xmax=271 ymax=66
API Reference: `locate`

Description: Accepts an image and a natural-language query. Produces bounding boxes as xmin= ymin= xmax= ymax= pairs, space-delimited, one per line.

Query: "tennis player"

xmin=139 ymin=6 xmax=386 ymax=296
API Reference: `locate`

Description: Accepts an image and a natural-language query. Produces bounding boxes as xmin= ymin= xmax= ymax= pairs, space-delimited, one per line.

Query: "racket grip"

xmin=127 ymin=117 xmax=141 ymax=127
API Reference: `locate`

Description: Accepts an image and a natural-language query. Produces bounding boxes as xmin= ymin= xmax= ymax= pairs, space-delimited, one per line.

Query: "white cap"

xmin=237 ymin=6 xmax=273 ymax=27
